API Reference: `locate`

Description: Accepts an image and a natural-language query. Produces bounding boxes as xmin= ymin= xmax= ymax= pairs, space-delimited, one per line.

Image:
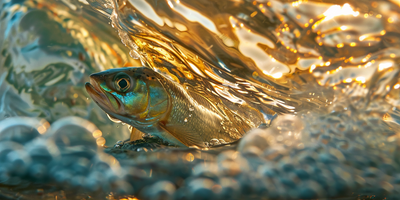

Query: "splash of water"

xmin=86 ymin=0 xmax=400 ymax=118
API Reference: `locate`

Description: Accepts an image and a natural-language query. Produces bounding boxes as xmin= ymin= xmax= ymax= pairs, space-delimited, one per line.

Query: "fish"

xmin=85 ymin=67 xmax=265 ymax=148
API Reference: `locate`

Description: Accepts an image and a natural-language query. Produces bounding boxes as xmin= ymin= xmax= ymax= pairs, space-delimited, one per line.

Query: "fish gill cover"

xmin=0 ymin=0 xmax=399 ymax=199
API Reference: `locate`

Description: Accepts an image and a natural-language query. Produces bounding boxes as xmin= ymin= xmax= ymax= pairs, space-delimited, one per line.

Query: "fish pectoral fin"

xmin=159 ymin=122 xmax=206 ymax=148
xmin=187 ymin=90 xmax=218 ymax=112
xmin=129 ymin=125 xmax=144 ymax=141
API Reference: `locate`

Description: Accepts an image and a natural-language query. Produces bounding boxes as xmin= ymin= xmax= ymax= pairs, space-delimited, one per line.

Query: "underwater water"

xmin=0 ymin=0 xmax=400 ymax=199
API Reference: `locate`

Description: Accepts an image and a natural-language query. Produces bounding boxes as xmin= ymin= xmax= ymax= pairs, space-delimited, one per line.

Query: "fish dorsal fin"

xmin=159 ymin=122 xmax=207 ymax=148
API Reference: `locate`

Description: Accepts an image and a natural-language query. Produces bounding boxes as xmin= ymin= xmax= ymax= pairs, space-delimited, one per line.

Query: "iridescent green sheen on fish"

xmin=85 ymin=67 xmax=265 ymax=148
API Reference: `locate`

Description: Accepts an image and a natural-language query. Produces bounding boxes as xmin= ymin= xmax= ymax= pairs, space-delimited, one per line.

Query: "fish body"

xmin=85 ymin=67 xmax=265 ymax=148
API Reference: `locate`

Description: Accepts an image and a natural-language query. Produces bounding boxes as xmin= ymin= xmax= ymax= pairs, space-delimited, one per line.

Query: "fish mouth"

xmin=85 ymin=79 xmax=121 ymax=114
xmin=85 ymin=80 xmax=134 ymax=126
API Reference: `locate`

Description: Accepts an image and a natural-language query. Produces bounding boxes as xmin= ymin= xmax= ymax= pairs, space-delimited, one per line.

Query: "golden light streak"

xmin=323 ymin=3 xmax=359 ymax=21
xmin=167 ymin=0 xmax=174 ymax=8
xmin=309 ymin=64 xmax=316 ymax=72
xmin=343 ymin=78 xmax=352 ymax=83
xmin=355 ymin=77 xmax=366 ymax=83
xmin=378 ymin=62 xmax=393 ymax=71
xmin=272 ymin=72 xmax=283 ymax=79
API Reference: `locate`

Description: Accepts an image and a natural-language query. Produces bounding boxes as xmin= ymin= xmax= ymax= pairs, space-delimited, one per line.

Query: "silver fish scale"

xmin=162 ymin=77 xmax=239 ymax=146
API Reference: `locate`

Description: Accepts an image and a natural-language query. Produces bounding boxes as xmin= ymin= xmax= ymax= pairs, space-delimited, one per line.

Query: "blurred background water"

xmin=0 ymin=0 xmax=142 ymax=146
xmin=0 ymin=0 xmax=400 ymax=199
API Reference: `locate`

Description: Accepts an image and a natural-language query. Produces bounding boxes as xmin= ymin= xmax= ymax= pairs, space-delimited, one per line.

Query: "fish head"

xmin=85 ymin=67 xmax=170 ymax=126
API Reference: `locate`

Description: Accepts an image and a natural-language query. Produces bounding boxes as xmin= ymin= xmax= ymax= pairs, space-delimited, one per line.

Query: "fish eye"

xmin=117 ymin=78 xmax=129 ymax=89
xmin=115 ymin=75 xmax=131 ymax=92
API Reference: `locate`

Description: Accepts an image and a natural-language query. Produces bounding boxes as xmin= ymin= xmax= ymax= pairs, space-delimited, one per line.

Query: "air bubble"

xmin=189 ymin=106 xmax=194 ymax=111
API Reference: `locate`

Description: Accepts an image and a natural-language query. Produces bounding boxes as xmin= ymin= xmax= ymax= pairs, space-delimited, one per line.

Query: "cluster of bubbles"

xmin=0 ymin=110 xmax=399 ymax=199
xmin=0 ymin=117 xmax=123 ymax=196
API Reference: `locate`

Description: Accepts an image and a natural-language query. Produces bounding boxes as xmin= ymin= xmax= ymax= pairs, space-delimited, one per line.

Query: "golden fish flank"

xmin=85 ymin=67 xmax=265 ymax=148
